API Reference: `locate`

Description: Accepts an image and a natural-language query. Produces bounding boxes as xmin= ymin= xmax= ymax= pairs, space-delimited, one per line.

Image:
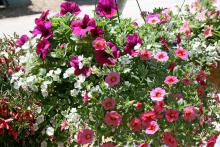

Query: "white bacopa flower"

xmin=39 ymin=68 xmax=47 ymax=75
xmin=46 ymin=127 xmax=54 ymax=136
xmin=70 ymin=89 xmax=79 ymax=97
xmin=74 ymin=81 xmax=82 ymax=89
xmin=63 ymin=67 xmax=75 ymax=79
xmin=78 ymin=75 xmax=86 ymax=83
xmin=47 ymin=70 xmax=54 ymax=77
xmin=36 ymin=106 xmax=42 ymax=114
xmin=54 ymin=68 xmax=62 ymax=75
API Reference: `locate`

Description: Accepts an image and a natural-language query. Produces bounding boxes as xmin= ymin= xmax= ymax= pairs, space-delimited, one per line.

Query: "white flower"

xmin=36 ymin=106 xmax=42 ymax=114
xmin=41 ymin=140 xmax=47 ymax=147
xmin=78 ymin=75 xmax=86 ymax=83
xmin=36 ymin=115 xmax=44 ymax=124
xmin=54 ymin=68 xmax=62 ymax=75
xmin=63 ymin=67 xmax=75 ymax=79
xmin=47 ymin=70 xmax=54 ymax=77
xmin=39 ymin=68 xmax=46 ymax=75
xmin=46 ymin=127 xmax=54 ymax=136
xmin=70 ymin=89 xmax=79 ymax=97
xmin=74 ymin=81 xmax=82 ymax=89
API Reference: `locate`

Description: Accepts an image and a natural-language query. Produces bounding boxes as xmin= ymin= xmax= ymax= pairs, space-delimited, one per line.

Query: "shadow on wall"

xmin=0 ymin=0 xmax=96 ymax=19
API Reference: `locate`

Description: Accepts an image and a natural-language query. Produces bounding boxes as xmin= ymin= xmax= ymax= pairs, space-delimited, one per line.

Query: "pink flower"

xmin=71 ymin=14 xmax=96 ymax=36
xmin=162 ymin=132 xmax=178 ymax=147
xmin=124 ymin=33 xmax=142 ymax=56
xmin=164 ymin=76 xmax=179 ymax=85
xmin=153 ymin=101 xmax=165 ymax=113
xmin=134 ymin=102 xmax=143 ymax=110
xmin=139 ymin=49 xmax=152 ymax=60
xmin=77 ymin=129 xmax=94 ymax=145
xmin=32 ymin=19 xmax=52 ymax=39
xmin=104 ymin=111 xmax=122 ymax=126
xmin=129 ymin=117 xmax=142 ymax=132
xmin=36 ymin=39 xmax=51 ymax=61
xmin=92 ymin=37 xmax=107 ymax=50
xmin=82 ymin=91 xmax=90 ymax=103
xmin=140 ymin=111 xmax=156 ymax=125
xmin=180 ymin=20 xmax=191 ymax=36
xmin=60 ymin=119 xmax=69 ymax=131
xmin=105 ymin=72 xmax=120 ymax=87
xmin=175 ymin=47 xmax=189 ymax=60
xmin=16 ymin=35 xmax=29 ymax=47
xmin=150 ymin=87 xmax=166 ymax=101
xmin=60 ymin=2 xmax=81 ymax=16
xmin=146 ymin=14 xmax=161 ymax=25
xmin=183 ymin=106 xmax=197 ymax=122
xmin=165 ymin=109 xmax=179 ymax=122
xmin=145 ymin=121 xmax=159 ymax=135
xmin=96 ymin=0 xmax=118 ymax=18
xmin=196 ymin=10 xmax=207 ymax=21
xmin=154 ymin=51 xmax=169 ymax=62
xmin=162 ymin=9 xmax=171 ymax=21
xmin=101 ymin=97 xmax=116 ymax=110
xmin=203 ymin=25 xmax=213 ymax=38
xmin=100 ymin=142 xmax=115 ymax=147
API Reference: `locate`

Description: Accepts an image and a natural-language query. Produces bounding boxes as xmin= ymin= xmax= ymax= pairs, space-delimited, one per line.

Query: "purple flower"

xmin=124 ymin=33 xmax=142 ymax=56
xmin=70 ymin=56 xmax=92 ymax=77
xmin=32 ymin=19 xmax=53 ymax=39
xmin=16 ymin=35 xmax=29 ymax=47
xmin=96 ymin=0 xmax=118 ymax=18
xmin=71 ymin=14 xmax=96 ymax=36
xmin=60 ymin=2 xmax=81 ymax=16
xmin=91 ymin=27 xmax=104 ymax=38
xmin=94 ymin=42 xmax=120 ymax=65
xmin=36 ymin=39 xmax=51 ymax=61
xmin=36 ymin=10 xmax=50 ymax=22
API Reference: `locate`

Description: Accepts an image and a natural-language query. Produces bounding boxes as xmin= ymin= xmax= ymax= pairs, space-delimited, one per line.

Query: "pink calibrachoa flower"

xmin=32 ymin=19 xmax=53 ymax=39
xmin=146 ymin=14 xmax=161 ymax=25
xmin=196 ymin=10 xmax=207 ymax=21
xmin=165 ymin=109 xmax=179 ymax=123
xmin=150 ymin=87 xmax=166 ymax=101
xmin=129 ymin=117 xmax=142 ymax=132
xmin=203 ymin=25 xmax=213 ymax=38
xmin=16 ymin=35 xmax=29 ymax=47
xmin=100 ymin=142 xmax=115 ymax=147
xmin=71 ymin=14 xmax=96 ymax=36
xmin=60 ymin=119 xmax=69 ymax=131
xmin=60 ymin=2 xmax=81 ymax=16
xmin=162 ymin=132 xmax=178 ymax=147
xmin=104 ymin=111 xmax=122 ymax=126
xmin=105 ymin=72 xmax=120 ymax=87
xmin=92 ymin=37 xmax=107 ymax=50
xmin=154 ymin=51 xmax=169 ymax=62
xmin=139 ymin=49 xmax=152 ymax=60
xmin=101 ymin=97 xmax=116 ymax=110
xmin=164 ymin=76 xmax=179 ymax=85
xmin=183 ymin=106 xmax=197 ymax=122
xmin=124 ymin=33 xmax=142 ymax=56
xmin=36 ymin=39 xmax=51 ymax=61
xmin=96 ymin=0 xmax=118 ymax=18
xmin=145 ymin=121 xmax=159 ymax=135
xmin=140 ymin=111 xmax=157 ymax=125
xmin=175 ymin=47 xmax=189 ymax=60
xmin=180 ymin=20 xmax=191 ymax=36
xmin=77 ymin=129 xmax=94 ymax=145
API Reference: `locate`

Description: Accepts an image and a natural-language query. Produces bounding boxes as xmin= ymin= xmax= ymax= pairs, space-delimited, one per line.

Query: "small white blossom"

xmin=46 ymin=127 xmax=54 ymax=136
xmin=70 ymin=89 xmax=79 ymax=97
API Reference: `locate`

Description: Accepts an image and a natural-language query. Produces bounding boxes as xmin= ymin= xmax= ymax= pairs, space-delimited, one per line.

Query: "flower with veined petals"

xmin=71 ymin=14 xmax=96 ymax=36
xmin=104 ymin=111 xmax=122 ymax=126
xmin=60 ymin=2 xmax=81 ymax=16
xmin=175 ymin=47 xmax=189 ymax=60
xmin=165 ymin=109 xmax=179 ymax=122
xmin=102 ymin=97 xmax=116 ymax=110
xmin=183 ymin=106 xmax=197 ymax=122
xmin=36 ymin=39 xmax=51 ymax=61
xmin=96 ymin=0 xmax=118 ymax=18
xmin=145 ymin=121 xmax=159 ymax=135
xmin=92 ymin=37 xmax=107 ymax=50
xmin=77 ymin=129 xmax=94 ymax=145
xmin=105 ymin=72 xmax=120 ymax=87
xmin=150 ymin=87 xmax=166 ymax=101
xmin=146 ymin=14 xmax=161 ymax=25
xmin=140 ymin=111 xmax=156 ymax=125
xmin=124 ymin=33 xmax=142 ymax=56
xmin=32 ymin=19 xmax=52 ymax=39
xmin=162 ymin=132 xmax=178 ymax=147
xmin=154 ymin=51 xmax=169 ymax=62
xmin=16 ymin=35 xmax=29 ymax=47
xmin=130 ymin=117 xmax=142 ymax=132
xmin=203 ymin=25 xmax=213 ymax=38
xmin=164 ymin=76 xmax=179 ymax=85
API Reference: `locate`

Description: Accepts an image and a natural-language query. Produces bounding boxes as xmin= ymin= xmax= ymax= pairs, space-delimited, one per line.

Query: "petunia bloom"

xmin=71 ymin=14 xmax=96 ymax=36
xmin=16 ymin=35 xmax=29 ymax=47
xmin=175 ymin=47 xmax=189 ymax=60
xmin=140 ymin=111 xmax=156 ymax=126
xmin=105 ymin=72 xmax=120 ymax=87
xmin=165 ymin=109 xmax=179 ymax=122
xmin=92 ymin=37 xmax=107 ymax=50
xmin=101 ymin=97 xmax=116 ymax=110
xmin=96 ymin=0 xmax=118 ymax=18
xmin=180 ymin=20 xmax=191 ymax=36
xmin=32 ymin=19 xmax=52 ymax=39
xmin=154 ymin=51 xmax=169 ymax=62
xmin=150 ymin=87 xmax=166 ymax=101
xmin=124 ymin=33 xmax=142 ymax=56
xmin=139 ymin=49 xmax=152 ymax=60
xmin=104 ymin=111 xmax=122 ymax=126
xmin=36 ymin=39 xmax=51 ymax=61
xmin=203 ymin=25 xmax=213 ymax=38
xmin=145 ymin=121 xmax=159 ymax=135
xmin=183 ymin=106 xmax=197 ymax=122
xmin=164 ymin=76 xmax=179 ymax=85
xmin=146 ymin=14 xmax=161 ymax=25
xmin=60 ymin=2 xmax=81 ymax=16
xmin=162 ymin=132 xmax=178 ymax=147
xmin=77 ymin=129 xmax=94 ymax=145
xmin=129 ymin=117 xmax=142 ymax=132
xmin=91 ymin=26 xmax=104 ymax=38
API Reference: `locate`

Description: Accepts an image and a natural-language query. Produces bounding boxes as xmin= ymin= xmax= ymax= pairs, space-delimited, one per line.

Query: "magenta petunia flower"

xmin=165 ymin=109 xmax=179 ymax=123
xmin=96 ymin=0 xmax=118 ymax=18
xmin=95 ymin=42 xmax=120 ymax=65
xmin=183 ymin=106 xmax=197 ymax=122
xmin=164 ymin=76 xmax=179 ymax=85
xmin=129 ymin=117 xmax=142 ymax=132
xmin=92 ymin=37 xmax=107 ymax=50
xmin=150 ymin=87 xmax=166 ymax=101
xmin=139 ymin=49 xmax=152 ymax=60
xmin=16 ymin=35 xmax=29 ymax=47
xmin=203 ymin=25 xmax=213 ymax=38
xmin=77 ymin=129 xmax=94 ymax=145
xmin=104 ymin=111 xmax=122 ymax=126
xmin=36 ymin=39 xmax=51 ymax=61
xmin=71 ymin=14 xmax=96 ymax=36
xmin=146 ymin=14 xmax=161 ymax=25
xmin=60 ymin=2 xmax=81 ymax=16
xmin=91 ymin=26 xmax=104 ymax=38
xmin=105 ymin=72 xmax=120 ymax=87
xmin=101 ymin=97 xmax=116 ymax=110
xmin=154 ymin=51 xmax=169 ymax=62
xmin=145 ymin=121 xmax=159 ymax=135
xmin=36 ymin=10 xmax=50 ymax=22
xmin=124 ymin=33 xmax=142 ymax=56
xmin=32 ymin=19 xmax=53 ymax=39
xmin=175 ymin=47 xmax=189 ymax=60
xmin=70 ymin=56 xmax=92 ymax=77
xmin=140 ymin=111 xmax=156 ymax=126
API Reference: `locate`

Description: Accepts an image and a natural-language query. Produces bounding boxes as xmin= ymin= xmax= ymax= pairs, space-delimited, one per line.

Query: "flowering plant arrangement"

xmin=2 ymin=0 xmax=220 ymax=146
